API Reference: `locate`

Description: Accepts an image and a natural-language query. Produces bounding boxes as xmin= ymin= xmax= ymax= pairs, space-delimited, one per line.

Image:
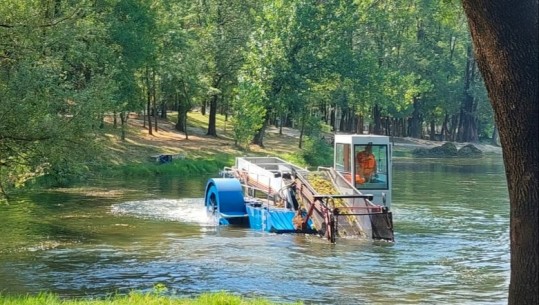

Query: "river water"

xmin=0 ymin=156 xmax=509 ymax=304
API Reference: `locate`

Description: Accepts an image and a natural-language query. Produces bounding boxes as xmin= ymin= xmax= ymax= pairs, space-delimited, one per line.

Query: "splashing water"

xmin=111 ymin=198 xmax=216 ymax=226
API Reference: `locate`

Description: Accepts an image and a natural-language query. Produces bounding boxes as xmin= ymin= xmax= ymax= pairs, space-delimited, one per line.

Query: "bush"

xmin=428 ymin=142 xmax=458 ymax=157
xmin=300 ymin=136 xmax=333 ymax=168
xmin=412 ymin=142 xmax=483 ymax=158
xmin=457 ymin=144 xmax=483 ymax=158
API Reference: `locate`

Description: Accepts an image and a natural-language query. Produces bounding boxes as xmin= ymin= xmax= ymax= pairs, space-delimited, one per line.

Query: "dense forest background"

xmin=1 ymin=0 xmax=494 ymax=192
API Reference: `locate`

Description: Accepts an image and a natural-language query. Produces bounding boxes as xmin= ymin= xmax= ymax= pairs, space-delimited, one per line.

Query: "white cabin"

xmin=333 ymin=134 xmax=392 ymax=208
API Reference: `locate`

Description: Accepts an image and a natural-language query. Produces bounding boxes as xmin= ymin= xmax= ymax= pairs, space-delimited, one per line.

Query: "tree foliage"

xmin=1 ymin=0 xmax=495 ymax=193
xmin=0 ymin=1 xmax=115 ymax=193
xmin=231 ymin=79 xmax=266 ymax=149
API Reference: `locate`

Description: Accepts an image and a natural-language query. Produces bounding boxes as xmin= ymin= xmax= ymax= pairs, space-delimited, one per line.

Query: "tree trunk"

xmin=207 ymin=95 xmax=218 ymax=136
xmin=176 ymin=110 xmax=187 ymax=132
xmin=396 ymin=118 xmax=405 ymax=137
xmin=298 ymin=113 xmax=306 ymax=149
xmin=252 ymin=111 xmax=270 ymax=148
xmin=462 ymin=1 xmax=539 ymax=304
xmin=357 ymin=114 xmax=364 ymax=134
xmin=99 ymin=113 xmax=104 ymax=129
xmin=152 ymin=69 xmax=158 ymax=132
xmin=119 ymin=112 xmax=126 ymax=141
xmin=458 ymin=44 xmax=479 ymax=142
xmin=441 ymin=113 xmax=449 ymax=141
xmin=175 ymin=91 xmax=189 ymax=138
xmin=206 ymin=73 xmax=223 ymax=137
xmin=146 ymin=67 xmax=153 ymax=136
xmin=391 ymin=117 xmax=399 ymax=137
xmin=410 ymin=97 xmax=422 ymax=138
xmin=160 ymin=102 xmax=167 ymax=119
xmin=279 ymin=113 xmax=284 ymax=135
xmin=142 ymin=108 xmax=146 ymax=129
xmin=429 ymin=119 xmax=436 ymax=141
xmin=153 ymin=104 xmax=158 ymax=132
xmin=373 ymin=104 xmax=382 ymax=135
xmin=176 ymin=81 xmax=190 ymax=139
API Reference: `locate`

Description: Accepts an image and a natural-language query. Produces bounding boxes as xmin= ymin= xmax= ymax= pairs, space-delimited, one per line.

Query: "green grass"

xmin=168 ymin=111 xmax=235 ymax=138
xmin=187 ymin=112 xmax=234 ymax=133
xmin=0 ymin=291 xmax=301 ymax=305
xmin=28 ymin=154 xmax=235 ymax=189
xmin=108 ymin=154 xmax=235 ymax=177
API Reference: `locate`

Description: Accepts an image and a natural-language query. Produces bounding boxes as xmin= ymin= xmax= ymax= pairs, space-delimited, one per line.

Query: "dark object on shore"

xmin=457 ymin=144 xmax=483 ymax=158
xmin=412 ymin=142 xmax=483 ymax=158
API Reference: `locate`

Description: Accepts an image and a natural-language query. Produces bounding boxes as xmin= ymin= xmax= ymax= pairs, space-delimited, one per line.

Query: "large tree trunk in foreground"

xmin=462 ymin=1 xmax=539 ymax=304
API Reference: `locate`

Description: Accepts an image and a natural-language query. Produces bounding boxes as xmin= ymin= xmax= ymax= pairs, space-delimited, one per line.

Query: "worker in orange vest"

xmin=356 ymin=143 xmax=377 ymax=184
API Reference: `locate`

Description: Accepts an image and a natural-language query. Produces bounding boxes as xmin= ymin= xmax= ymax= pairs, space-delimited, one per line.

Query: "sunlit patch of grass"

xmin=99 ymin=127 xmax=184 ymax=165
xmin=186 ymin=111 xmax=234 ymax=131
xmin=0 ymin=291 xmax=302 ymax=305
xmin=179 ymin=112 xmax=235 ymax=141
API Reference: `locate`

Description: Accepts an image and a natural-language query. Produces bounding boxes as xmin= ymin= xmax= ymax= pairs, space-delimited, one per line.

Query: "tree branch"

xmin=0 ymin=135 xmax=52 ymax=142
xmin=0 ymin=7 xmax=83 ymax=29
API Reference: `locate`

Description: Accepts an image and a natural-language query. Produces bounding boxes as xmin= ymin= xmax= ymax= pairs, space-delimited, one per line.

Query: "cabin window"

xmin=334 ymin=143 xmax=351 ymax=173
xmin=353 ymin=144 xmax=389 ymax=190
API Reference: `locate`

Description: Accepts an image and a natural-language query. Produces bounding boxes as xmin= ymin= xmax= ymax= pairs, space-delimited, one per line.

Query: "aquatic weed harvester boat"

xmin=204 ymin=134 xmax=394 ymax=243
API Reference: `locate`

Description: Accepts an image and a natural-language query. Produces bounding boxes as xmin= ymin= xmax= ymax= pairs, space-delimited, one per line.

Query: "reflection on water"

xmin=0 ymin=157 xmax=509 ymax=304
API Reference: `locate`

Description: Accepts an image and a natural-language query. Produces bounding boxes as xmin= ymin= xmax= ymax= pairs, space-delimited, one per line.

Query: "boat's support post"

xmin=332 ymin=207 xmax=340 ymax=243
xmin=328 ymin=210 xmax=336 ymax=243
xmin=318 ymin=198 xmax=337 ymax=243
xmin=302 ymin=197 xmax=337 ymax=243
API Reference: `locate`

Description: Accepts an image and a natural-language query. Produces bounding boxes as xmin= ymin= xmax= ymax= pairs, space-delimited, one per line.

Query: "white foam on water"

xmin=111 ymin=198 xmax=216 ymax=226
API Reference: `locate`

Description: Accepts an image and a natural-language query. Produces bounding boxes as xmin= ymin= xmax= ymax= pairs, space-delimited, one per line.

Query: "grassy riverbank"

xmin=97 ymin=112 xmax=501 ymax=173
xmin=33 ymin=111 xmax=501 ymax=187
xmin=101 ymin=112 xmax=308 ymax=169
xmin=28 ymin=112 xmax=309 ymax=188
xmin=96 ymin=112 xmax=315 ymax=176
xmin=0 ymin=291 xmax=300 ymax=305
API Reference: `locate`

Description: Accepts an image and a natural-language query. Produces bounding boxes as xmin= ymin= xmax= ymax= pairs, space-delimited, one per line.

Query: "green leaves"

xmin=0 ymin=1 xmax=113 ymax=193
xmin=231 ymin=79 xmax=266 ymax=149
xmin=0 ymin=0 xmax=494 ymax=194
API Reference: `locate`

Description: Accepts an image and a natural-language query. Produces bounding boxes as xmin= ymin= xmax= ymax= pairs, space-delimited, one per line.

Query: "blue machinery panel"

xmin=205 ymin=178 xmax=247 ymax=225
xmin=204 ymin=178 xmax=302 ymax=233
xmin=245 ymin=204 xmax=297 ymax=232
